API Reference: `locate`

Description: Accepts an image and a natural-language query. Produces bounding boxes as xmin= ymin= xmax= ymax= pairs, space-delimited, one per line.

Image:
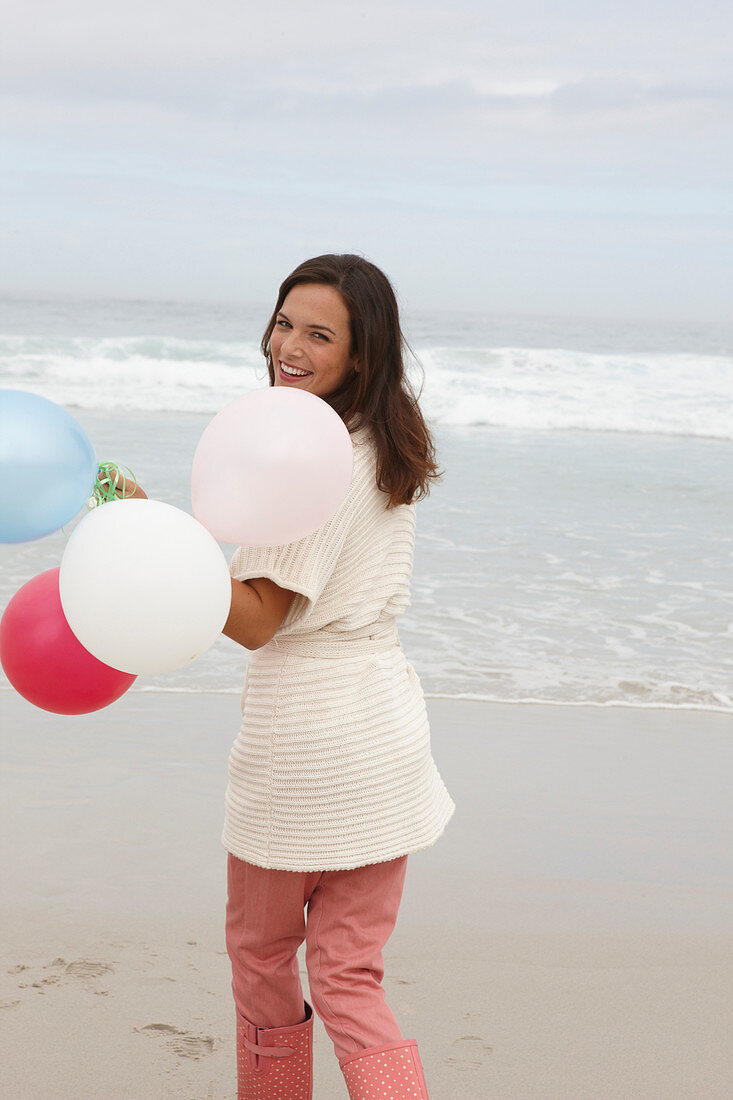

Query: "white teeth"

xmin=281 ymin=362 xmax=311 ymax=377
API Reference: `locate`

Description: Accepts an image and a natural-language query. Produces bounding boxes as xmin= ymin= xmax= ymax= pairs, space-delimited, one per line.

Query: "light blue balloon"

xmin=0 ymin=390 xmax=97 ymax=543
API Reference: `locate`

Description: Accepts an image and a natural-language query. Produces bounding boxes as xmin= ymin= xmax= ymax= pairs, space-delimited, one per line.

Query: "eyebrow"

xmin=277 ymin=310 xmax=336 ymax=336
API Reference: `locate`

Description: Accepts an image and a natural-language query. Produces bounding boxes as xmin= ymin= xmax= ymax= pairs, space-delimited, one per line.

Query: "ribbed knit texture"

xmin=222 ymin=427 xmax=455 ymax=871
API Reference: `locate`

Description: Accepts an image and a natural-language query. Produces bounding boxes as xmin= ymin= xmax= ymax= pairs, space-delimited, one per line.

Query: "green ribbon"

xmin=88 ymin=462 xmax=138 ymax=509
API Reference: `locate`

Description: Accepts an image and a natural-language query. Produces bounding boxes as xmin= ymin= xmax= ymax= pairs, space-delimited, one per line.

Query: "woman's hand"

xmin=117 ymin=480 xmax=147 ymax=500
xmin=96 ymin=464 xmax=148 ymax=500
xmin=111 ymin=471 xmax=147 ymax=500
xmin=223 ymin=577 xmax=295 ymax=650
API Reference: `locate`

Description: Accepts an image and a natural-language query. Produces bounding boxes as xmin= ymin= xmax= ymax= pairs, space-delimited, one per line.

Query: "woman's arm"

xmin=223 ymin=576 xmax=295 ymax=650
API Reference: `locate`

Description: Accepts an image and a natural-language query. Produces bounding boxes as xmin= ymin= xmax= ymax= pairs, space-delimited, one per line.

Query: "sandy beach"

xmin=2 ymin=690 xmax=732 ymax=1099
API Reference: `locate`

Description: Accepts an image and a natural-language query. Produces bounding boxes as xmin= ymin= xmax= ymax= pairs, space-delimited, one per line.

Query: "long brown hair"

xmin=261 ymin=254 xmax=440 ymax=507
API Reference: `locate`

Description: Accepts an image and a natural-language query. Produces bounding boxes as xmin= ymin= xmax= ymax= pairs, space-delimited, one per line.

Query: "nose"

xmin=280 ymin=328 xmax=304 ymax=358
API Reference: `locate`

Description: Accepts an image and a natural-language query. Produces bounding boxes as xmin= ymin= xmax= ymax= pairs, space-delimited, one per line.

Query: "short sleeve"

xmin=229 ymin=506 xmax=352 ymax=628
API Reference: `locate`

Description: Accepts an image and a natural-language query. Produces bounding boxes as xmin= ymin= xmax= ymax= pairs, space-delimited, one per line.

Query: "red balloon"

xmin=0 ymin=568 xmax=136 ymax=715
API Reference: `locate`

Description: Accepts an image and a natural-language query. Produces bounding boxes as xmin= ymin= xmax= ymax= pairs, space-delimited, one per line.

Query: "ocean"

xmin=1 ymin=295 xmax=732 ymax=712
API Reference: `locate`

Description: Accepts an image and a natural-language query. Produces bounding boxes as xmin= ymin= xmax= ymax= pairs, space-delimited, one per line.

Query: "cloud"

xmin=1 ymin=0 xmax=731 ymax=317
xmin=4 ymin=69 xmax=729 ymax=195
xmin=4 ymin=0 xmax=732 ymax=97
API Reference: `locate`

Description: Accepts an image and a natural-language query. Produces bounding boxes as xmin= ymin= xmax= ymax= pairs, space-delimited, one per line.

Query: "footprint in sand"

xmin=64 ymin=960 xmax=114 ymax=980
xmin=9 ymin=958 xmax=115 ymax=999
xmin=12 ymin=958 xmax=63 ymax=993
xmin=137 ymin=1023 xmax=215 ymax=1060
xmin=60 ymin=959 xmax=115 ymax=994
xmin=446 ymin=1034 xmax=494 ymax=1071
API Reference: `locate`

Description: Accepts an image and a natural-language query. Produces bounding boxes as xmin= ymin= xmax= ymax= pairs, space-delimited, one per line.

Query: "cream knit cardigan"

xmin=222 ymin=426 xmax=455 ymax=871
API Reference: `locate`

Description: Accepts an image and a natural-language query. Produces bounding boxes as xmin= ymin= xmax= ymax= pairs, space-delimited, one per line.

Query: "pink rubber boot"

xmin=340 ymin=1039 xmax=430 ymax=1099
xmin=236 ymin=1002 xmax=313 ymax=1100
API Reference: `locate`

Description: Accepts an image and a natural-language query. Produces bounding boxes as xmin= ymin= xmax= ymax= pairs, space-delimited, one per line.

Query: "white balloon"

xmin=59 ymin=499 xmax=232 ymax=675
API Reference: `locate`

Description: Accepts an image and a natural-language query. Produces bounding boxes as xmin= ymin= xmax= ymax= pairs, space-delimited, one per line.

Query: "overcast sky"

xmin=2 ymin=0 xmax=731 ymax=321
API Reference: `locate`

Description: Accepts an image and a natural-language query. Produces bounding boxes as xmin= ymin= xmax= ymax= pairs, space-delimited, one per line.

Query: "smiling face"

xmin=269 ymin=283 xmax=358 ymax=399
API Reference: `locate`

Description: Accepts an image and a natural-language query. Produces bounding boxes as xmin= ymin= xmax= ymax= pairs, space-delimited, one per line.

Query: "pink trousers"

xmin=225 ymin=853 xmax=408 ymax=1063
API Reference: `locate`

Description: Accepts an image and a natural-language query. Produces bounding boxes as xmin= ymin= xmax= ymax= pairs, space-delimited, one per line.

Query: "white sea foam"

xmin=1 ymin=332 xmax=732 ymax=438
xmin=415 ymin=347 xmax=733 ymax=438
xmin=0 ymin=334 xmax=266 ymax=413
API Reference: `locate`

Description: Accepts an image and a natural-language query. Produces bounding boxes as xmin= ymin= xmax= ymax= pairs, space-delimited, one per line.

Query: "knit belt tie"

xmin=267 ymin=623 xmax=400 ymax=659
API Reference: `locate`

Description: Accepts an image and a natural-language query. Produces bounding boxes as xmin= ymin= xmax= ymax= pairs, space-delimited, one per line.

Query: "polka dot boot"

xmin=340 ymin=1039 xmax=430 ymax=1099
xmin=236 ymin=1002 xmax=313 ymax=1100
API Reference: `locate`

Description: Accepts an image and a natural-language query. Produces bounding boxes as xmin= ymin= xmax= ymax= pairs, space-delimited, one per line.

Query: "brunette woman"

xmin=222 ymin=254 xmax=454 ymax=1099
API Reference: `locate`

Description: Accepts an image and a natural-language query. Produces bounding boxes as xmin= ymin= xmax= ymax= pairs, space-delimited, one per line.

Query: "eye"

xmin=276 ymin=318 xmax=291 ymax=329
xmin=312 ymin=331 xmax=329 ymax=341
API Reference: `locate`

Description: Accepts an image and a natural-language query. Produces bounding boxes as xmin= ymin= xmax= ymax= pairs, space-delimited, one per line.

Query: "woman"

xmin=221 ymin=254 xmax=454 ymax=1100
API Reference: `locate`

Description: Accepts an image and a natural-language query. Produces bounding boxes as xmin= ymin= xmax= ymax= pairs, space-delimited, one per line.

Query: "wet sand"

xmin=1 ymin=691 xmax=732 ymax=1098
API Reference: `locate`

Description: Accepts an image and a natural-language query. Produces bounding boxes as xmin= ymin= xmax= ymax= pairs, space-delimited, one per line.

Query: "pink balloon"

xmin=191 ymin=388 xmax=354 ymax=546
xmin=0 ymin=569 xmax=136 ymax=715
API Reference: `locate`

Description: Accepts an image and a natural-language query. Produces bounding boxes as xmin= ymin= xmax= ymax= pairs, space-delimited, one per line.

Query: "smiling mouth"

xmin=279 ymin=361 xmax=313 ymax=378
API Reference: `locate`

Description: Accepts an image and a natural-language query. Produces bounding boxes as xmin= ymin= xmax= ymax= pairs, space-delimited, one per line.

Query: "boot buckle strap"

xmin=242 ymin=1036 xmax=293 ymax=1058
